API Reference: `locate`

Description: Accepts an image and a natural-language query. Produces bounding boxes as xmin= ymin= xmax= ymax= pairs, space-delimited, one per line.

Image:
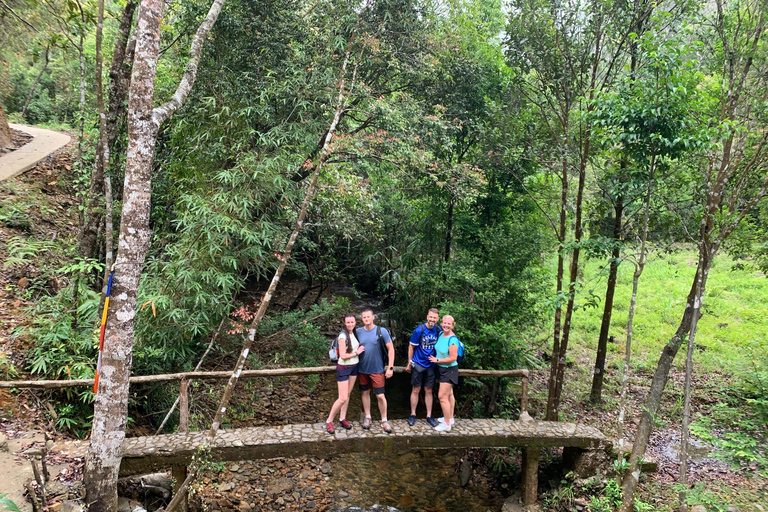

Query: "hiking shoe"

xmin=425 ymin=416 xmax=438 ymax=427
xmin=362 ymin=417 xmax=371 ymax=430
xmin=381 ymin=420 xmax=392 ymax=434
xmin=407 ymin=415 xmax=416 ymax=426
xmin=434 ymin=422 xmax=451 ymax=432
xmin=437 ymin=417 xmax=455 ymax=426
xmin=339 ymin=419 xmax=352 ymax=430
xmin=326 ymin=422 xmax=335 ymax=434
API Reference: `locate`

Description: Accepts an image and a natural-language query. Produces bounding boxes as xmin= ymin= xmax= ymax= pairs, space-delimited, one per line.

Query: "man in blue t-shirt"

xmin=405 ymin=308 xmax=441 ymax=427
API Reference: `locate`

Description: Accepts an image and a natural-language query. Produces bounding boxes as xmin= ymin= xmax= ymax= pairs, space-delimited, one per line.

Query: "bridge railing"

xmin=0 ymin=366 xmax=532 ymax=429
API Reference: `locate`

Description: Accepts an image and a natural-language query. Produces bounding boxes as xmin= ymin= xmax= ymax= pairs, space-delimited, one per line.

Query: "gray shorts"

xmin=411 ymin=362 xmax=436 ymax=388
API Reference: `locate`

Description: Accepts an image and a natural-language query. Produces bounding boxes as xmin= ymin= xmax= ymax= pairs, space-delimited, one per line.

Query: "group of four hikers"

xmin=325 ymin=308 xmax=461 ymax=434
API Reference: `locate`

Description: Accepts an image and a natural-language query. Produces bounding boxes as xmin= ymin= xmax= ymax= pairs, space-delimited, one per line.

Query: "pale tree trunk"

xmin=619 ymin=4 xmax=768 ymax=506
xmin=83 ymin=0 xmax=226 ymax=508
xmin=78 ymin=0 xmax=138 ymax=262
xmin=163 ymin=35 xmax=362 ymax=512
xmin=76 ymin=0 xmax=86 ymax=181
xmin=678 ymin=246 xmax=705 ymax=512
xmin=0 ymin=103 xmax=11 ymax=148
xmin=21 ymin=44 xmax=50 ymax=120
xmin=615 ymin=153 xmax=655 ymax=453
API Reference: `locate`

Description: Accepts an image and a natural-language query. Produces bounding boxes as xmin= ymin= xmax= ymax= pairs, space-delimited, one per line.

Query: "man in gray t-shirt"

xmin=356 ymin=309 xmax=394 ymax=433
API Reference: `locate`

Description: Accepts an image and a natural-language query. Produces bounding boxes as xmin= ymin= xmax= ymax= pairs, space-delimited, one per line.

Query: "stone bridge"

xmin=54 ymin=418 xmax=610 ymax=507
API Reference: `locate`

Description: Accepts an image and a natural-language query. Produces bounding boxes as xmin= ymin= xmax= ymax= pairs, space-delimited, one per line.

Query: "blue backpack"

xmin=455 ymin=336 xmax=465 ymax=363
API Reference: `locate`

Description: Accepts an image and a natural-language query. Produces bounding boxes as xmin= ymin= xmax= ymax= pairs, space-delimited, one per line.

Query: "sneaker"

xmin=381 ymin=420 xmax=392 ymax=434
xmin=326 ymin=422 xmax=335 ymax=434
xmin=425 ymin=416 xmax=438 ymax=427
xmin=407 ymin=415 xmax=416 ymax=426
xmin=437 ymin=417 xmax=455 ymax=426
xmin=362 ymin=417 xmax=371 ymax=430
xmin=339 ymin=419 xmax=352 ymax=430
xmin=434 ymin=421 xmax=451 ymax=432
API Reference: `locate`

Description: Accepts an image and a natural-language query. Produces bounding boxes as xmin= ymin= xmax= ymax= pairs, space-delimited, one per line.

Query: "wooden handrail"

xmin=0 ymin=367 xmax=529 ymax=388
xmin=2 ymin=366 xmax=532 ymax=421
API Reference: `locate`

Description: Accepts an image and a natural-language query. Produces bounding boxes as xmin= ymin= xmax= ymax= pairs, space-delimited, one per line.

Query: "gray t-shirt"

xmin=356 ymin=325 xmax=392 ymax=374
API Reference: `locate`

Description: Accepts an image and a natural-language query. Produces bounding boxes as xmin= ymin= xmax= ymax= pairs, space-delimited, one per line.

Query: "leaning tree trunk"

xmin=0 ymin=103 xmax=11 ymax=148
xmin=83 ymin=0 xmax=226 ymax=508
xmin=163 ymin=37 xmax=361 ymax=512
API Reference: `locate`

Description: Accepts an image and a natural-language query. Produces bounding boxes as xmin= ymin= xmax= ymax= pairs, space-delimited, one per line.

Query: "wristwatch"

xmin=388 ymin=366 xmax=394 ymax=370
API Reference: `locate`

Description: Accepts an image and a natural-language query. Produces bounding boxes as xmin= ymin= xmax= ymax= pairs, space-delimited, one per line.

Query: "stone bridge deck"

xmin=54 ymin=418 xmax=607 ymax=476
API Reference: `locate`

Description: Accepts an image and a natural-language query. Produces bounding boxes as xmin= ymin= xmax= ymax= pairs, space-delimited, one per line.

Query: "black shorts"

xmin=411 ymin=362 xmax=436 ymax=388
xmin=437 ymin=365 xmax=459 ymax=385
xmin=336 ymin=364 xmax=359 ymax=382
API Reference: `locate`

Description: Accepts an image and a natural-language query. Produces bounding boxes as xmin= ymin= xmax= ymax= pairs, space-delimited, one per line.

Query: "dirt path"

xmin=0 ymin=124 xmax=71 ymax=182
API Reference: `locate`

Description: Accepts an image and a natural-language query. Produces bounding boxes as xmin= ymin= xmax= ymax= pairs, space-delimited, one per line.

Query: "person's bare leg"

xmin=410 ymin=386 xmax=420 ymax=416
xmin=439 ymin=383 xmax=453 ymax=423
xmin=326 ymin=380 xmax=349 ymax=423
xmin=340 ymin=376 xmax=356 ymax=420
xmin=424 ymin=386 xmax=434 ymax=417
xmin=449 ymin=386 xmax=455 ymax=420
xmin=376 ymin=392 xmax=388 ymax=420
xmin=361 ymin=388 xmax=372 ymax=417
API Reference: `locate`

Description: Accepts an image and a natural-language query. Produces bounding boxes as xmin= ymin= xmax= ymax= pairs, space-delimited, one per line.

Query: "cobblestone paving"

xmin=53 ymin=419 xmax=607 ymax=475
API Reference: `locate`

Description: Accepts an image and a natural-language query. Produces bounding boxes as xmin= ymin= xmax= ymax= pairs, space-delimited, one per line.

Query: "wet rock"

xmin=117 ymin=497 xmax=147 ymax=512
xmin=265 ymin=476 xmax=293 ymax=495
xmin=459 ymin=459 xmax=472 ymax=487
xmin=60 ymin=501 xmax=84 ymax=512
xmin=500 ymin=495 xmax=525 ymax=512
xmin=319 ymin=463 xmax=331 ymax=475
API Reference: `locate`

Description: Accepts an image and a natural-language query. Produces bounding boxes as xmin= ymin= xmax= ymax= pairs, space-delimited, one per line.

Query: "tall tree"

xmin=83 ymin=0 xmax=227 ymax=508
xmin=506 ymin=0 xmax=633 ymax=420
xmin=619 ymin=0 xmax=768 ymax=507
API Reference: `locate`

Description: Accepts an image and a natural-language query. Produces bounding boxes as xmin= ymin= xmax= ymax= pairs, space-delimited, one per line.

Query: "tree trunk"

xmin=21 ymin=45 xmax=50 ymax=121
xmin=78 ymin=0 xmax=138 ymax=262
xmin=546 ymin=142 xmax=568 ymax=420
xmin=590 ymin=195 xmax=623 ymax=403
xmin=678 ymin=246 xmax=705 ymax=511
xmin=618 ymin=254 xmax=707 ymax=511
xmin=84 ymin=0 xmax=226 ymax=508
xmin=0 ymin=103 xmax=11 ymax=148
xmin=444 ymin=193 xmax=453 ymax=263
xmin=83 ymin=0 xmax=163 ymax=508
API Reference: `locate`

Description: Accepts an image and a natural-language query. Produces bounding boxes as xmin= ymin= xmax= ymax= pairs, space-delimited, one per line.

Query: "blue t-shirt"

xmin=434 ymin=334 xmax=459 ymax=367
xmin=409 ymin=324 xmax=441 ymax=368
xmin=356 ymin=325 xmax=393 ymax=374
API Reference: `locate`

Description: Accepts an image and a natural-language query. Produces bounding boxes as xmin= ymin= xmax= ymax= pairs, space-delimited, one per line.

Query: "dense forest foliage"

xmin=2 ymin=0 xmax=767 ymax=508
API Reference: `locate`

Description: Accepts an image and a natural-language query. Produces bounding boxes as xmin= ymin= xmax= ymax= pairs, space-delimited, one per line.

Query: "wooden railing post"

xmin=519 ymin=370 xmax=532 ymax=421
xmin=179 ymin=378 xmax=189 ymax=434
xmin=173 ymin=378 xmax=189 ymax=512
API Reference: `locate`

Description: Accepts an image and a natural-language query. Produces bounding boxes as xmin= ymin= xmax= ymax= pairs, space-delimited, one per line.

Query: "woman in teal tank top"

xmin=428 ymin=315 xmax=459 ymax=432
